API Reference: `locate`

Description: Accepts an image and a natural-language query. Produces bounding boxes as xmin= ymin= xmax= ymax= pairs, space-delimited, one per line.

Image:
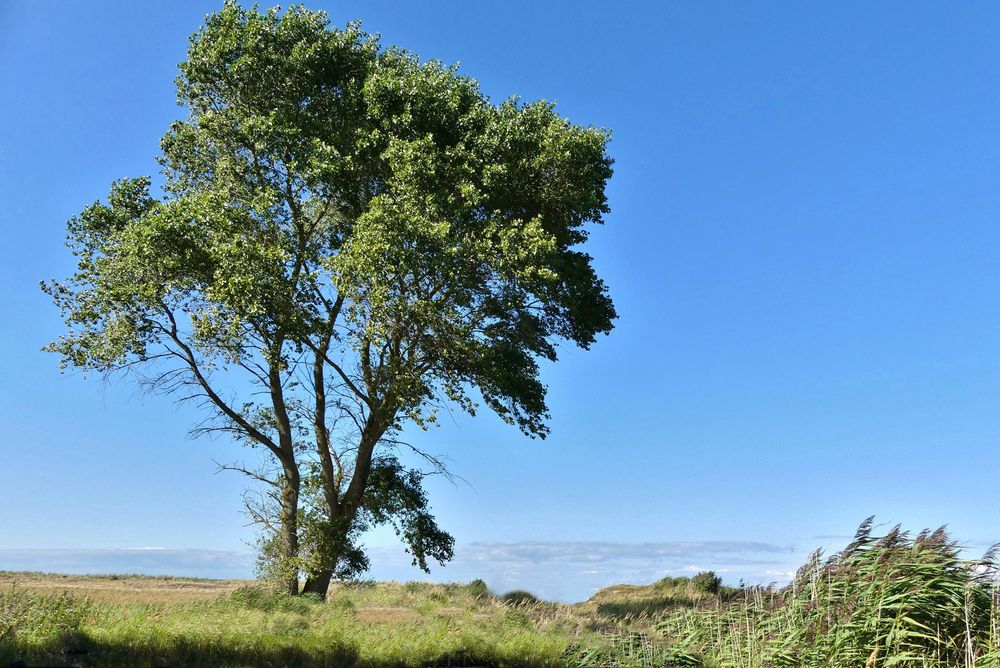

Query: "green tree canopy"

xmin=45 ymin=1 xmax=615 ymax=597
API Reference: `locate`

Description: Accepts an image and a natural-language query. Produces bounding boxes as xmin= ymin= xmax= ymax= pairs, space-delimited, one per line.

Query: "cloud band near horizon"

xmin=0 ymin=539 xmax=806 ymax=602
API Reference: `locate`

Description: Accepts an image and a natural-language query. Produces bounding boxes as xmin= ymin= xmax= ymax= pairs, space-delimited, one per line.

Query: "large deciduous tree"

xmin=45 ymin=2 xmax=615 ymax=597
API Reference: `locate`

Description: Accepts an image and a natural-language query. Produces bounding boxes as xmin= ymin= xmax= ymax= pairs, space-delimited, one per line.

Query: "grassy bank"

xmin=0 ymin=576 xmax=576 ymax=667
xmin=2 ymin=521 xmax=998 ymax=667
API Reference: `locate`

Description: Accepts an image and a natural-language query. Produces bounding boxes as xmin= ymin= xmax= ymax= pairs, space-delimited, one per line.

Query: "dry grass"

xmin=0 ymin=571 xmax=241 ymax=605
xmin=355 ymin=606 xmax=423 ymax=624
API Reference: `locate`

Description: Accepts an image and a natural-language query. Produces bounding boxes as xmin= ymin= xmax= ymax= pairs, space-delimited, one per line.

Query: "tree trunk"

xmin=302 ymin=571 xmax=332 ymax=597
xmin=306 ymin=432 xmax=379 ymax=596
xmin=268 ymin=346 xmax=301 ymax=596
xmin=280 ymin=462 xmax=301 ymax=596
xmin=300 ymin=514 xmax=348 ymax=599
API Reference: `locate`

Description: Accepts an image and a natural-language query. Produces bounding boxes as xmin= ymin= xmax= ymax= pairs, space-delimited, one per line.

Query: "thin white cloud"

xmin=365 ymin=540 xmax=804 ymax=602
xmin=459 ymin=540 xmax=792 ymax=564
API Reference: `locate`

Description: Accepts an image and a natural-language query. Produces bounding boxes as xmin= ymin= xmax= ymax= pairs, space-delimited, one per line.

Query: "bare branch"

xmin=157 ymin=303 xmax=282 ymax=456
xmin=214 ymin=458 xmax=281 ymax=488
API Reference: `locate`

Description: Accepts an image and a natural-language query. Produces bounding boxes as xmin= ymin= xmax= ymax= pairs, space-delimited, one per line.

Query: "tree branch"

xmin=158 ymin=303 xmax=282 ymax=456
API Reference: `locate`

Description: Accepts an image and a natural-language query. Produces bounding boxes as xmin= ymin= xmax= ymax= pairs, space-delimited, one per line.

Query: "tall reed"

xmin=658 ymin=518 xmax=1000 ymax=667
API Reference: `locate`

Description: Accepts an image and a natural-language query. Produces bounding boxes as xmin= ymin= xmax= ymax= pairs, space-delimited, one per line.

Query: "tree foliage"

xmin=44 ymin=1 xmax=615 ymax=596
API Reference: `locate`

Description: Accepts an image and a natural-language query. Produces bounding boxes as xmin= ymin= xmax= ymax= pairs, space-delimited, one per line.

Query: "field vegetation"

xmin=658 ymin=519 xmax=1000 ymax=667
xmin=2 ymin=521 xmax=998 ymax=667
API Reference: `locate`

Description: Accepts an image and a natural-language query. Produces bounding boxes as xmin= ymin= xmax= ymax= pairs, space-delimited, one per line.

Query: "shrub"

xmin=690 ymin=571 xmax=722 ymax=596
xmin=501 ymin=590 xmax=540 ymax=606
xmin=299 ymin=591 xmax=323 ymax=604
xmin=467 ymin=579 xmax=490 ymax=598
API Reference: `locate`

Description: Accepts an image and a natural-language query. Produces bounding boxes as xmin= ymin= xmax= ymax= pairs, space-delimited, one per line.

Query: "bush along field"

xmin=1 ymin=521 xmax=998 ymax=668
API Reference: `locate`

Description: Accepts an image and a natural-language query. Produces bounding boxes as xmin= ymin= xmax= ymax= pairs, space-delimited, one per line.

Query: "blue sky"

xmin=2 ymin=1 xmax=1000 ymax=602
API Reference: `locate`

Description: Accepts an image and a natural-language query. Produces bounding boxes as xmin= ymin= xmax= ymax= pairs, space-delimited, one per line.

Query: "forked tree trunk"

xmin=300 ymin=515 xmax=348 ymax=599
xmin=301 ymin=417 xmax=388 ymax=598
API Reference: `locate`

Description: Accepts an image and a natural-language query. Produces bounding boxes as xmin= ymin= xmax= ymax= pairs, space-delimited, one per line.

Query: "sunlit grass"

xmin=5 ymin=521 xmax=998 ymax=667
xmin=1 ymin=578 xmax=579 ymax=667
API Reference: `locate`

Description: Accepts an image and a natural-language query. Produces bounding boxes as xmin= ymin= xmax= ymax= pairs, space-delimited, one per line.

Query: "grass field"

xmin=2 ymin=522 xmax=998 ymax=667
xmin=0 ymin=573 xmax=598 ymax=667
xmin=1 ymin=570 xmax=695 ymax=667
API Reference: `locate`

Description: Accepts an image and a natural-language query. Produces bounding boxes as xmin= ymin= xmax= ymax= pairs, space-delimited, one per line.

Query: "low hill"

xmin=577 ymin=572 xmax=731 ymax=622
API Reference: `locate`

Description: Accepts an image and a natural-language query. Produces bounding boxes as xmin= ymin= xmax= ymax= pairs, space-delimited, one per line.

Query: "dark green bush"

xmin=299 ymin=591 xmax=323 ymax=604
xmin=501 ymin=590 xmax=540 ymax=605
xmin=467 ymin=578 xmax=490 ymax=598
xmin=690 ymin=571 xmax=722 ymax=596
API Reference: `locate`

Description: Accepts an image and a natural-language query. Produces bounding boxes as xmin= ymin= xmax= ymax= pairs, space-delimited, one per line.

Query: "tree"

xmin=44 ymin=2 xmax=616 ymax=598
